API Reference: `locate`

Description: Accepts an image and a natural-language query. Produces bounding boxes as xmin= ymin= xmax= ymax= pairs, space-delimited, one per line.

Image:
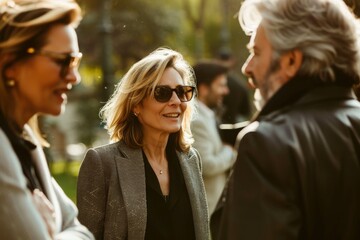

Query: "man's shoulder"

xmin=242 ymin=98 xmax=360 ymax=144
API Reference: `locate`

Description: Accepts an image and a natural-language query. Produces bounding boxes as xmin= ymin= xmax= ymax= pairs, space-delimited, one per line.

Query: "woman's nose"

xmin=169 ymin=91 xmax=182 ymax=104
xmin=64 ymin=68 xmax=81 ymax=85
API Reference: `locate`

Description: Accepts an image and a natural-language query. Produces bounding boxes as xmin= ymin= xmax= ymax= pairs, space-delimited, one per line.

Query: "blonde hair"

xmin=239 ymin=0 xmax=360 ymax=83
xmin=0 ymin=0 xmax=82 ymax=144
xmin=101 ymin=47 xmax=196 ymax=152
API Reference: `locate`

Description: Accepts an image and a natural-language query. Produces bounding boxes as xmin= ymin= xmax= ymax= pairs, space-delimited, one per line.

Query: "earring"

xmin=5 ymin=79 xmax=15 ymax=87
xmin=134 ymin=112 xmax=139 ymax=117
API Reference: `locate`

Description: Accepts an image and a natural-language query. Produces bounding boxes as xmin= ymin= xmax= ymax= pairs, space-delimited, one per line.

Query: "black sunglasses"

xmin=26 ymin=47 xmax=82 ymax=78
xmin=154 ymin=85 xmax=195 ymax=103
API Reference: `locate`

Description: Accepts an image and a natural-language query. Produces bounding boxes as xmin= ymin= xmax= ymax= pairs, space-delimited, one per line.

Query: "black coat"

xmin=217 ymin=73 xmax=360 ymax=240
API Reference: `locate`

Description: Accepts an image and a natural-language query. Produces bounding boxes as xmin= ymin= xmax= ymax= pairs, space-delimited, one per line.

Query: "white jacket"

xmin=0 ymin=125 xmax=94 ymax=240
xmin=191 ymin=101 xmax=235 ymax=215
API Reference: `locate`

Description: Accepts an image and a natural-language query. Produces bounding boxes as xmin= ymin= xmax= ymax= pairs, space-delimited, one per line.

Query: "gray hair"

xmin=239 ymin=0 xmax=360 ymax=83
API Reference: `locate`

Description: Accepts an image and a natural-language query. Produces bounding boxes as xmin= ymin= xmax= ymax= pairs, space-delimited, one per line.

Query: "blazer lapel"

xmin=24 ymin=125 xmax=62 ymax=233
xmin=177 ymin=150 xmax=209 ymax=240
xmin=114 ymin=142 xmax=147 ymax=239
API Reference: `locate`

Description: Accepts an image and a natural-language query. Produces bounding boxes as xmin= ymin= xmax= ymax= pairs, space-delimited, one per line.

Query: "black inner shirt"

xmin=143 ymin=147 xmax=196 ymax=240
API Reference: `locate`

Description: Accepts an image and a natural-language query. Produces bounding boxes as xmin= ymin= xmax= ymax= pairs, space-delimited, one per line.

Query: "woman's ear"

xmin=133 ymin=104 xmax=141 ymax=116
xmin=4 ymin=65 xmax=16 ymax=80
xmin=1 ymin=54 xmax=17 ymax=79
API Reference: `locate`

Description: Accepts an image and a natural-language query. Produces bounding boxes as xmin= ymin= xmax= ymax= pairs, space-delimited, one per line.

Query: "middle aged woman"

xmin=0 ymin=0 xmax=94 ymax=239
xmin=77 ymin=48 xmax=210 ymax=240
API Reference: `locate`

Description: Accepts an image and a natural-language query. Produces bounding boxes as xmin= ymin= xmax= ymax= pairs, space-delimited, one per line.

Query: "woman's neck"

xmin=142 ymin=130 xmax=171 ymax=163
xmin=142 ymin=141 xmax=167 ymax=164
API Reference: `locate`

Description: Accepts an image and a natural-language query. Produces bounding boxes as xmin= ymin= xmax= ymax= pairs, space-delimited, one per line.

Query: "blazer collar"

xmin=114 ymin=141 xmax=147 ymax=239
xmin=177 ymin=149 xmax=209 ymax=240
xmin=114 ymin=143 xmax=208 ymax=240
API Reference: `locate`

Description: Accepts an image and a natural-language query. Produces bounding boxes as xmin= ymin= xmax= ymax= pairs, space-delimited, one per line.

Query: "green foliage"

xmin=51 ymin=161 xmax=82 ymax=203
xmin=77 ymin=0 xmax=245 ymax=68
xmin=75 ymin=98 xmax=103 ymax=146
xmin=72 ymin=0 xmax=248 ymax=148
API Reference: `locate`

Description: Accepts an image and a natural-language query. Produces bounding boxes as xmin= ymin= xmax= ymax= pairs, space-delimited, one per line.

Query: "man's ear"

xmin=282 ymin=49 xmax=303 ymax=78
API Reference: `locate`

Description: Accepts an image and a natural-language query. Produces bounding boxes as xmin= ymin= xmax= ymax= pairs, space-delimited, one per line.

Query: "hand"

xmin=32 ymin=189 xmax=56 ymax=239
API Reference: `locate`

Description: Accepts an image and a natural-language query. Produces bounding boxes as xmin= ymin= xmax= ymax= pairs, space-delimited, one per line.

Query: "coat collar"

xmin=253 ymin=70 xmax=357 ymax=121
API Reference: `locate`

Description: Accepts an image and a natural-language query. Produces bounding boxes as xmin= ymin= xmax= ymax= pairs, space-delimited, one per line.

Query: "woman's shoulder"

xmin=0 ymin=128 xmax=14 ymax=156
xmin=90 ymin=141 xmax=120 ymax=152
xmin=188 ymin=146 xmax=200 ymax=158
xmin=0 ymin=127 xmax=8 ymax=141
xmin=0 ymin=128 xmax=28 ymax=186
xmin=85 ymin=140 xmax=141 ymax=160
xmin=90 ymin=139 xmax=132 ymax=153
xmin=0 ymin=127 xmax=15 ymax=155
xmin=177 ymin=147 xmax=201 ymax=165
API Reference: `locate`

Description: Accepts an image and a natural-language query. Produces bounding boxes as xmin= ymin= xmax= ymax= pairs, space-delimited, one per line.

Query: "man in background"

xmin=191 ymin=60 xmax=235 ymax=218
xmin=217 ymin=50 xmax=251 ymax=123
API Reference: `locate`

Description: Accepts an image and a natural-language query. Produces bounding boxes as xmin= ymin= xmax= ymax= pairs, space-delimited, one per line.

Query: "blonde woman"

xmin=0 ymin=0 xmax=93 ymax=239
xmin=77 ymin=48 xmax=210 ymax=240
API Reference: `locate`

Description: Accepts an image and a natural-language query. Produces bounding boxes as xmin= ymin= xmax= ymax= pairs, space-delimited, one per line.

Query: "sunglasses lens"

xmin=176 ymin=86 xmax=194 ymax=102
xmin=59 ymin=57 xmax=71 ymax=78
xmin=154 ymin=86 xmax=172 ymax=102
xmin=60 ymin=55 xmax=82 ymax=77
xmin=69 ymin=53 xmax=82 ymax=68
xmin=154 ymin=86 xmax=195 ymax=102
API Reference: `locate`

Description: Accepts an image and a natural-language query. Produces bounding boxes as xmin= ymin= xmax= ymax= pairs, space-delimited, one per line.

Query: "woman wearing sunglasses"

xmin=0 ymin=0 xmax=93 ymax=239
xmin=77 ymin=48 xmax=210 ymax=240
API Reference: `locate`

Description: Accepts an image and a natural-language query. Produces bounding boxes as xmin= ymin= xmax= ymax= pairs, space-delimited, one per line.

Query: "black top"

xmin=143 ymin=147 xmax=196 ymax=240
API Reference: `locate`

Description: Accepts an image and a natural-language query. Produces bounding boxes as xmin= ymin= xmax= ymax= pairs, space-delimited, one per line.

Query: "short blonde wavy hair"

xmin=101 ymin=47 xmax=196 ymax=152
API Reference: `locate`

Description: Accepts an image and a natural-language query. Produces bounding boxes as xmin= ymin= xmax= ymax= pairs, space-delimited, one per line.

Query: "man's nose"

xmin=242 ymin=54 xmax=253 ymax=78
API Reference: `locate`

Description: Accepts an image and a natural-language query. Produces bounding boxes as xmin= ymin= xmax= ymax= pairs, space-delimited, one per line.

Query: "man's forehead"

xmin=249 ymin=24 xmax=269 ymax=49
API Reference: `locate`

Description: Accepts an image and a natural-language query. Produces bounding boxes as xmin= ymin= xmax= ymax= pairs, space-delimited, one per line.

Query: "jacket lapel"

xmin=177 ymin=150 xmax=209 ymax=240
xmin=114 ymin=142 xmax=147 ymax=239
xmin=24 ymin=125 xmax=62 ymax=233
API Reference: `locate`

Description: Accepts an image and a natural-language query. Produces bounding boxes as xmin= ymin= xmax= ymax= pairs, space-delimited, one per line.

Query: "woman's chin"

xmin=45 ymin=105 xmax=65 ymax=116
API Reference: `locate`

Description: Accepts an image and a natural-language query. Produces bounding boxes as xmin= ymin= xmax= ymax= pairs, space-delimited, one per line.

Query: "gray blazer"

xmin=77 ymin=140 xmax=210 ymax=240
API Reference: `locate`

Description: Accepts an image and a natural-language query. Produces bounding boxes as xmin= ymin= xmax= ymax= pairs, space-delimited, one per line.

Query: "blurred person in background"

xmin=0 ymin=0 xmax=94 ymax=239
xmin=218 ymin=0 xmax=360 ymax=239
xmin=191 ymin=60 xmax=235 ymax=218
xmin=77 ymin=48 xmax=210 ymax=240
xmin=217 ymin=49 xmax=251 ymax=123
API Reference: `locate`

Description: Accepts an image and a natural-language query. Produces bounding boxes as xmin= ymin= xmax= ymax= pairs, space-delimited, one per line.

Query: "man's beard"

xmin=204 ymin=91 xmax=222 ymax=110
xmin=253 ymin=88 xmax=265 ymax=111
xmin=251 ymin=54 xmax=281 ymax=110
